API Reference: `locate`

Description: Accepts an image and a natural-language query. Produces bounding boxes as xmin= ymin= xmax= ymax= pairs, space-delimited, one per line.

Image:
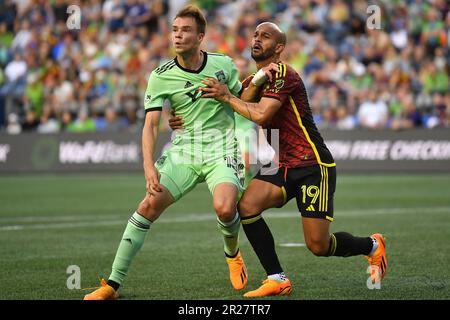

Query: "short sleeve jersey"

xmin=243 ymin=63 xmax=335 ymax=168
xmin=144 ymin=51 xmax=242 ymax=152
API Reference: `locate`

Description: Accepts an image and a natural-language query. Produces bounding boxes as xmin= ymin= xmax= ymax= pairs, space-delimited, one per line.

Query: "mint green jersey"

xmin=144 ymin=51 xmax=242 ymax=153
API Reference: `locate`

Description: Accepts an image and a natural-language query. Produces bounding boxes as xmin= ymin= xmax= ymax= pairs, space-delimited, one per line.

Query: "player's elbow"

xmin=143 ymin=118 xmax=159 ymax=135
xmin=254 ymin=113 xmax=271 ymax=126
xmin=241 ymin=93 xmax=258 ymax=103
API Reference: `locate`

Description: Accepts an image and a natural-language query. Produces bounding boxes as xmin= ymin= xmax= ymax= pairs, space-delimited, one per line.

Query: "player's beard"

xmin=251 ymin=45 xmax=277 ymax=62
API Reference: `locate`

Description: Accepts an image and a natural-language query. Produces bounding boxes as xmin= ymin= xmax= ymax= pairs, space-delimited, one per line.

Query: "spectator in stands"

xmin=6 ymin=112 xmax=21 ymax=134
xmin=37 ymin=107 xmax=59 ymax=133
xmin=67 ymin=109 xmax=95 ymax=133
xmin=24 ymin=72 xmax=44 ymax=118
xmin=336 ymin=105 xmax=357 ymax=130
xmin=421 ymin=61 xmax=449 ymax=94
xmin=0 ymin=0 xmax=448 ymax=133
xmin=22 ymin=109 xmax=39 ymax=132
xmin=357 ymin=90 xmax=389 ymax=130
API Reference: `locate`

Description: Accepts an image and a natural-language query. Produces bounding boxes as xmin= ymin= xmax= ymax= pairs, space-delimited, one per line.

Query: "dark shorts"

xmin=254 ymin=164 xmax=336 ymax=221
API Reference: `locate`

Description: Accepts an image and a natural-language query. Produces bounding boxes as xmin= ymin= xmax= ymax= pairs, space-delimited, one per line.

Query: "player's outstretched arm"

xmin=200 ymin=77 xmax=281 ymax=126
xmin=142 ymin=110 xmax=162 ymax=195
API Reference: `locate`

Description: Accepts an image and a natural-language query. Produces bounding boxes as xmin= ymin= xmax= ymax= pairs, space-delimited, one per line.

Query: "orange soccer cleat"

xmin=244 ymin=279 xmax=292 ymax=298
xmin=366 ymin=233 xmax=388 ymax=283
xmin=226 ymin=250 xmax=248 ymax=290
xmin=83 ymin=278 xmax=119 ymax=300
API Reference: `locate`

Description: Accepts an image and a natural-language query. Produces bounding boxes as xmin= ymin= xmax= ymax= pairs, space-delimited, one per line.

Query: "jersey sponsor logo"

xmin=215 ymin=70 xmax=226 ymax=84
xmin=145 ymin=94 xmax=151 ymax=103
xmin=184 ymin=81 xmax=202 ymax=102
xmin=306 ymin=205 xmax=315 ymax=212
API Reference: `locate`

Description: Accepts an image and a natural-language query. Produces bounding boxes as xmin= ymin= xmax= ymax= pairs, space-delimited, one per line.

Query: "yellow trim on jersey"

xmin=326 ymin=216 xmax=334 ymax=222
xmin=319 ymin=165 xmax=330 ymax=212
xmin=277 ymin=63 xmax=286 ymax=78
xmin=325 ymin=166 xmax=328 ymax=211
xmin=288 ymin=96 xmax=336 ymax=168
xmin=281 ymin=186 xmax=287 ymax=205
xmin=241 ymin=214 xmax=262 ymax=225
xmin=319 ymin=166 xmax=324 ymax=211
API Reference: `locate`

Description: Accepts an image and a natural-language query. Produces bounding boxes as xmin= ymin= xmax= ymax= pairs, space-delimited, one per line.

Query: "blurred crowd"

xmin=0 ymin=0 xmax=449 ymax=135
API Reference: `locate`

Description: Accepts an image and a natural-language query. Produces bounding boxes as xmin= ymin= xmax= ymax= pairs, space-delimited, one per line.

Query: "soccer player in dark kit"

xmin=199 ymin=22 xmax=388 ymax=297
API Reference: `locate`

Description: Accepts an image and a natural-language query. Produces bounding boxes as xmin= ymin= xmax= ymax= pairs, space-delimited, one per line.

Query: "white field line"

xmin=279 ymin=243 xmax=307 ymax=247
xmin=0 ymin=206 xmax=449 ymax=231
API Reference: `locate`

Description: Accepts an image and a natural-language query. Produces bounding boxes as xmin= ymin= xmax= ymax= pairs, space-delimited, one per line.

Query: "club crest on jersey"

xmin=156 ymin=155 xmax=167 ymax=167
xmin=215 ymin=70 xmax=226 ymax=84
xmin=266 ymin=79 xmax=285 ymax=94
xmin=275 ymin=79 xmax=284 ymax=90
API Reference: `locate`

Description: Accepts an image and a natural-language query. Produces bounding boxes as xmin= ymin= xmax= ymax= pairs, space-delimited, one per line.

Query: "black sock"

xmin=328 ymin=232 xmax=373 ymax=257
xmin=241 ymin=214 xmax=283 ymax=275
xmin=107 ymin=279 xmax=120 ymax=291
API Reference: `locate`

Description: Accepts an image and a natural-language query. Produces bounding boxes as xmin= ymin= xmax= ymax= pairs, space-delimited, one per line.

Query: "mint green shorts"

xmin=155 ymin=148 xmax=245 ymax=202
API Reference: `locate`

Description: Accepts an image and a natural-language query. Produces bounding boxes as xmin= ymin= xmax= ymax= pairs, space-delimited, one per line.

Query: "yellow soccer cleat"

xmin=244 ymin=279 xmax=292 ymax=298
xmin=83 ymin=278 xmax=119 ymax=300
xmin=366 ymin=233 xmax=388 ymax=283
xmin=226 ymin=250 xmax=248 ymax=290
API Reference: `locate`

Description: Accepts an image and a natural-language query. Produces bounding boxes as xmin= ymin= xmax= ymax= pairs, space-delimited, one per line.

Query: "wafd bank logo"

xmin=0 ymin=144 xmax=10 ymax=162
xmin=31 ymin=137 xmax=139 ymax=169
xmin=59 ymin=140 xmax=139 ymax=164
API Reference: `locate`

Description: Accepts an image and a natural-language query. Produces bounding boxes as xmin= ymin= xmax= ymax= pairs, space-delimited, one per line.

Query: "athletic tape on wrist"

xmin=251 ymin=69 xmax=268 ymax=86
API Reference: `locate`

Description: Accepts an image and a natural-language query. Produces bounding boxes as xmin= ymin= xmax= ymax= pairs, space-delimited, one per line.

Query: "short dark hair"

xmin=174 ymin=5 xmax=207 ymax=34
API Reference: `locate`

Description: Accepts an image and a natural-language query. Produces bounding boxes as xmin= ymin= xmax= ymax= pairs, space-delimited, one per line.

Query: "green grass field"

xmin=0 ymin=173 xmax=449 ymax=300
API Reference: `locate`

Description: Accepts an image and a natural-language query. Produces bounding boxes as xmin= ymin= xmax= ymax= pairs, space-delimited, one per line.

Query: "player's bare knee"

xmin=306 ymin=239 xmax=329 ymax=257
xmin=214 ymin=201 xmax=236 ymax=222
xmin=237 ymin=199 xmax=260 ymax=217
xmin=138 ymin=196 xmax=161 ymax=221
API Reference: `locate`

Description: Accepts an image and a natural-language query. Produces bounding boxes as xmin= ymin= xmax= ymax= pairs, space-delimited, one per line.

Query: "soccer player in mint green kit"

xmin=84 ymin=5 xmax=247 ymax=300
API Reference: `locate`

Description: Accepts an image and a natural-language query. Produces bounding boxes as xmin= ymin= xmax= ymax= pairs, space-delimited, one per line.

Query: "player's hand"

xmin=260 ymin=63 xmax=280 ymax=83
xmin=200 ymin=77 xmax=232 ymax=103
xmin=145 ymin=165 xmax=162 ymax=196
xmin=168 ymin=109 xmax=184 ymax=130
xmin=251 ymin=63 xmax=280 ymax=86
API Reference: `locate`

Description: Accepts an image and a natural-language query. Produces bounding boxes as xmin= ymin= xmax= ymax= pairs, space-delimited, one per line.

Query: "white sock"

xmin=368 ymin=237 xmax=379 ymax=256
xmin=268 ymin=272 xmax=287 ymax=282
